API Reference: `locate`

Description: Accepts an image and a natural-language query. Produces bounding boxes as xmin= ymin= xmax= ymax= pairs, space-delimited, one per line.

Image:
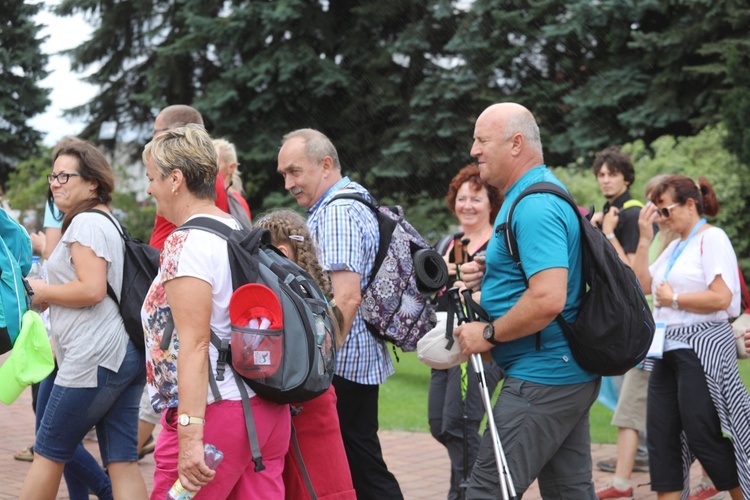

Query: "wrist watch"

xmin=178 ymin=414 xmax=205 ymax=427
xmin=483 ymin=323 xmax=501 ymax=346
xmin=671 ymin=293 xmax=680 ymax=310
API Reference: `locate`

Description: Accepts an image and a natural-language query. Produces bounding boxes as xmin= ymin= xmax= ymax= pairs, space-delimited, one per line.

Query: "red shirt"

xmin=148 ymin=174 xmax=230 ymax=251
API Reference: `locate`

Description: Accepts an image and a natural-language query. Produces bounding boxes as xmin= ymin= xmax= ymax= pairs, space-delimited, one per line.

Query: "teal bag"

xmin=0 ymin=208 xmax=33 ymax=354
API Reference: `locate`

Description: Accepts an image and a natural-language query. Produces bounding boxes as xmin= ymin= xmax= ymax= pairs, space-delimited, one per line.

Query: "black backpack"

xmin=90 ymin=210 xmax=159 ymax=352
xmin=499 ymin=182 xmax=654 ymax=376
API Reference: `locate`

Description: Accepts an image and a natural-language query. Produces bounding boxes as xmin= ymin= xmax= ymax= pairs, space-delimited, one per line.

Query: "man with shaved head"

xmin=455 ymin=103 xmax=599 ymax=498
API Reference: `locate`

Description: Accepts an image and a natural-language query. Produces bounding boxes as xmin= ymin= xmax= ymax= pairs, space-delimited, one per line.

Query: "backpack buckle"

xmin=215 ymin=339 xmax=230 ymax=381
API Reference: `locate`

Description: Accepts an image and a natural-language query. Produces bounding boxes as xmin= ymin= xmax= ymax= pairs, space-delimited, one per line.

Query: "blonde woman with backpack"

xmin=141 ymin=125 xmax=290 ymax=499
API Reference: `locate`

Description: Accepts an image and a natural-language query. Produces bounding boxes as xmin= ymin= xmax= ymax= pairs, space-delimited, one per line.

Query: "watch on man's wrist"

xmin=483 ymin=322 xmax=501 ymax=346
xmin=178 ymin=414 xmax=205 ymax=427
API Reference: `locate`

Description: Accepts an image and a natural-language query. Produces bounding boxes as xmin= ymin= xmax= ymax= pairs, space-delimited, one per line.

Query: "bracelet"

xmin=605 ymin=233 xmax=616 ymax=240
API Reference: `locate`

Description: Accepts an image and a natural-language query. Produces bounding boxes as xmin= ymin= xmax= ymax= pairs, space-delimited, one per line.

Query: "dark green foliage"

xmin=553 ymin=124 xmax=750 ymax=277
xmin=33 ymin=0 xmax=750 ymax=246
xmin=722 ymin=47 xmax=750 ymax=166
xmin=4 ymin=146 xmax=51 ymax=227
xmin=0 ymin=1 xmax=50 ymax=186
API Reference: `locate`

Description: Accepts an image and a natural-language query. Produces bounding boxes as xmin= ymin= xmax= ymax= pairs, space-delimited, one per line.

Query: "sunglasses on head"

xmin=658 ymin=203 xmax=679 ymax=218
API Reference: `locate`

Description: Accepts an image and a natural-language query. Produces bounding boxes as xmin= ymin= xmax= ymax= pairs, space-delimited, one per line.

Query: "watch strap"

xmin=178 ymin=414 xmax=205 ymax=426
xmin=484 ymin=323 xmax=501 ymax=346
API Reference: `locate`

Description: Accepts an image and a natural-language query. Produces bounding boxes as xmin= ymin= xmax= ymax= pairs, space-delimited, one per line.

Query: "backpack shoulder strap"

xmin=328 ymin=192 xmax=394 ymax=285
xmin=330 ymin=192 xmax=379 ymax=212
xmin=208 ymin=330 xmax=266 ymax=472
xmin=496 ymin=182 xmax=581 ymax=350
xmin=498 ymin=182 xmax=579 ymax=273
xmin=622 ymin=199 xmax=644 ymax=210
xmin=181 ymin=216 xmax=269 ymax=247
xmin=180 ymin=216 xmax=234 ymax=239
xmin=87 ymin=209 xmax=126 ymax=239
xmin=86 ymin=209 xmax=125 ymax=306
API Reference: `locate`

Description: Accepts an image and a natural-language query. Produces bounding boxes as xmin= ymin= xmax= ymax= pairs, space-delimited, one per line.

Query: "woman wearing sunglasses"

xmin=632 ymin=175 xmax=750 ymax=500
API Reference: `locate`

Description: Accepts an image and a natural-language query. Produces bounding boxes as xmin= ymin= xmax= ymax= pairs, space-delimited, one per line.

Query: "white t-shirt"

xmin=47 ymin=212 xmax=127 ymax=387
xmin=143 ymin=214 xmax=250 ymax=412
xmin=650 ymin=226 xmax=740 ymax=335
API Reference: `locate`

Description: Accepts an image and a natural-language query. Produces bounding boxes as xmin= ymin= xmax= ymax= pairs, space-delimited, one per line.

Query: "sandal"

xmin=138 ymin=435 xmax=155 ymax=459
xmin=14 ymin=446 xmax=34 ymax=462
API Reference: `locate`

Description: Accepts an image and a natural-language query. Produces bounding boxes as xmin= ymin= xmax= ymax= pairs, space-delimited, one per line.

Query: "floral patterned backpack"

xmin=332 ymin=193 xmax=448 ymax=352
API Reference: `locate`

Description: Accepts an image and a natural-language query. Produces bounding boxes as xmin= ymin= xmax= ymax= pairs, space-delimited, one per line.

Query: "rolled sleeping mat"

xmin=413 ymin=248 xmax=449 ymax=296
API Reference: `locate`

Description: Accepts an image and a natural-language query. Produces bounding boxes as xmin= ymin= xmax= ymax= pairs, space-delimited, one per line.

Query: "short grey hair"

xmin=142 ymin=124 xmax=217 ymax=200
xmin=502 ymin=112 xmax=543 ymax=156
xmin=281 ymin=128 xmax=341 ymax=171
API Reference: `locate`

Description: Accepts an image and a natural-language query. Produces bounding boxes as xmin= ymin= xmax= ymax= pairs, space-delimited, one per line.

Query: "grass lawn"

xmin=380 ymin=350 xmax=750 ymax=444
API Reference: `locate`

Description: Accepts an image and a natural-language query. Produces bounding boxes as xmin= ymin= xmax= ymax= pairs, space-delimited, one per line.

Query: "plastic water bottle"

xmin=27 ymin=256 xmax=42 ymax=279
xmin=165 ymin=444 xmax=224 ymax=500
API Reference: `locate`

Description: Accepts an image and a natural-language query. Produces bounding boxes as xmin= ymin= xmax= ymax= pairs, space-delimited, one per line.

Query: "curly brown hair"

xmin=445 ymin=164 xmax=504 ymax=224
xmin=592 ymin=146 xmax=635 ymax=186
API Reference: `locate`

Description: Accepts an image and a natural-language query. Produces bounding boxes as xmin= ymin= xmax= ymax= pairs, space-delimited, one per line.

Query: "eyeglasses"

xmin=658 ymin=203 xmax=680 ymax=218
xmin=47 ymin=173 xmax=82 ymax=184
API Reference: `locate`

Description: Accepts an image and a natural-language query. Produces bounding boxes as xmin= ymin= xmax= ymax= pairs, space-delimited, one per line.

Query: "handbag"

xmin=417 ymin=311 xmax=467 ymax=369
xmin=732 ymin=267 xmax=750 ymax=360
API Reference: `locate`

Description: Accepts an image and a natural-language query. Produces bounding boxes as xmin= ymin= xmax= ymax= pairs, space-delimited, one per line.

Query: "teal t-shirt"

xmin=481 ymin=166 xmax=597 ymax=385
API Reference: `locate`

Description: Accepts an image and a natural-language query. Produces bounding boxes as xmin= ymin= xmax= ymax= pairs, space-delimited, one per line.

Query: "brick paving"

xmin=1 ymin=368 xmax=705 ymax=498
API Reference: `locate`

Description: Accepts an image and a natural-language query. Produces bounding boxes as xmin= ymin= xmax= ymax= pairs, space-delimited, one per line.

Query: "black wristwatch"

xmin=483 ymin=322 xmax=501 ymax=346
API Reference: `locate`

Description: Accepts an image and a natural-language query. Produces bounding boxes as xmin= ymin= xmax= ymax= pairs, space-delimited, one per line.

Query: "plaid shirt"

xmin=307 ymin=177 xmax=395 ymax=385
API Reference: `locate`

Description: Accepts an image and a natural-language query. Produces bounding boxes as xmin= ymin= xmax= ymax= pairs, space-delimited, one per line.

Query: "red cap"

xmin=229 ymin=283 xmax=283 ymax=329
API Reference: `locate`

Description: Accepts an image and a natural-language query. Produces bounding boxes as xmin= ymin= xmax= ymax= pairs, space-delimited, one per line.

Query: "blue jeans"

xmin=35 ymin=340 xmax=145 ymax=466
xmin=36 ymin=367 xmax=113 ymax=500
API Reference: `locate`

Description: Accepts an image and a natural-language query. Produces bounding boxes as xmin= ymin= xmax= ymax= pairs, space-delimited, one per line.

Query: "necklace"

xmin=183 ymin=203 xmax=215 ymax=222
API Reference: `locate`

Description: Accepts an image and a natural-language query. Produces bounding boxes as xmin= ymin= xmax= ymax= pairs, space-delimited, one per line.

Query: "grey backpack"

xmin=173 ymin=217 xmax=335 ymax=473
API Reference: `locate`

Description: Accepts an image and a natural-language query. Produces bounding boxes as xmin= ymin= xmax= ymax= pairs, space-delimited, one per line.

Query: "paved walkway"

xmin=1 ymin=381 xmax=705 ymax=499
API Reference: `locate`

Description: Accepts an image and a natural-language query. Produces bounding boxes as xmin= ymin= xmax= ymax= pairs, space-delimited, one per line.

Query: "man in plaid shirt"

xmin=278 ymin=128 xmax=403 ymax=500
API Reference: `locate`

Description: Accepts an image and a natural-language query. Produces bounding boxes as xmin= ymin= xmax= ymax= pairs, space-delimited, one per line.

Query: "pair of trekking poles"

xmin=446 ymin=286 xmax=517 ymax=500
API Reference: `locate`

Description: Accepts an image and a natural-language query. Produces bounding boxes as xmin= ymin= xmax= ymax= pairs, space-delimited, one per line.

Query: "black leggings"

xmin=647 ymin=348 xmax=739 ymax=492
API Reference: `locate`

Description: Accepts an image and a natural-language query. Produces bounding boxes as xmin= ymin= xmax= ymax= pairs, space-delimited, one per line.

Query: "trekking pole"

xmin=459 ymin=363 xmax=470 ymax=499
xmin=469 ymin=353 xmax=516 ymax=500
xmin=446 ymin=287 xmax=471 ymax=499
xmin=461 ymin=290 xmax=517 ymax=500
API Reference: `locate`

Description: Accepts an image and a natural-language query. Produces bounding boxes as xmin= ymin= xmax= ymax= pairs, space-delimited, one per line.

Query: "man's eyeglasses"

xmin=47 ymin=173 xmax=82 ymax=184
xmin=658 ymin=203 xmax=679 ymax=218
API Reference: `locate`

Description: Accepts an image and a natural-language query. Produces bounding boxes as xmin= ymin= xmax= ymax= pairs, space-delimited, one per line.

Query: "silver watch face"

xmin=483 ymin=324 xmax=493 ymax=340
xmin=179 ymin=414 xmax=189 ymax=426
